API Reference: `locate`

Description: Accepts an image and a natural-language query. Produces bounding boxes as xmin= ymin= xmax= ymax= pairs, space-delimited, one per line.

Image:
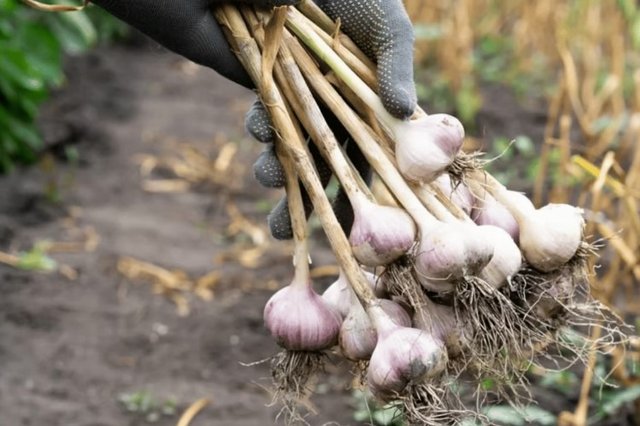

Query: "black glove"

xmin=247 ymin=0 xmax=416 ymax=239
xmin=90 ymin=0 xmax=299 ymax=88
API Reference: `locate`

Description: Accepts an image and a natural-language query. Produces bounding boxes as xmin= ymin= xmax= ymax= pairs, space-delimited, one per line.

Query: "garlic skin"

xmin=435 ymin=174 xmax=474 ymax=216
xmin=530 ymin=274 xmax=574 ymax=319
xmin=415 ymin=223 xmax=493 ymax=282
xmin=418 ymin=277 xmax=455 ymax=294
xmin=322 ymin=272 xmax=354 ymax=318
xmin=339 ymin=300 xmax=411 ymax=361
xmin=518 ymin=204 xmax=584 ymax=272
xmin=414 ymin=299 xmax=471 ymax=359
xmin=472 ymin=193 xmax=520 ymax=243
xmin=349 ymin=198 xmax=416 ymax=266
xmin=367 ymin=324 xmax=448 ymax=400
xmin=322 ymin=270 xmax=385 ymax=319
xmin=264 ymin=282 xmax=341 ymax=351
xmin=395 ymin=114 xmax=465 ymax=183
xmin=476 ymin=225 xmax=523 ymax=288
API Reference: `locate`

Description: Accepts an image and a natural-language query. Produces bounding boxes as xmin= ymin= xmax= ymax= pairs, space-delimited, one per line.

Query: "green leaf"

xmin=16 ymin=242 xmax=57 ymax=272
xmin=0 ymin=48 xmax=44 ymax=90
xmin=597 ymin=385 xmax=640 ymax=418
xmin=45 ymin=11 xmax=97 ymax=54
xmin=372 ymin=405 xmax=403 ymax=425
xmin=483 ymin=405 xmax=557 ymax=426
xmin=17 ymin=23 xmax=63 ymax=85
xmin=5 ymin=114 xmax=42 ymax=150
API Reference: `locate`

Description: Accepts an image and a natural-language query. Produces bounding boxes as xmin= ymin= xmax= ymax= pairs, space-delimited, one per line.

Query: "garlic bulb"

xmin=395 ymin=114 xmax=465 ymax=184
xmin=322 ymin=269 xmax=386 ymax=318
xmin=487 ymin=188 xmax=584 ymax=272
xmin=413 ymin=297 xmax=471 ymax=359
xmin=472 ymin=193 xmax=520 ymax=243
xmin=435 ymin=174 xmax=474 ymax=216
xmin=349 ymin=196 xmax=416 ymax=266
xmin=367 ymin=306 xmax=448 ymax=400
xmin=415 ymin=222 xmax=493 ymax=283
xmin=339 ymin=299 xmax=411 ymax=361
xmin=264 ymin=279 xmax=341 ymax=351
xmin=476 ymin=225 xmax=523 ymax=288
xmin=517 ymin=204 xmax=584 ymax=272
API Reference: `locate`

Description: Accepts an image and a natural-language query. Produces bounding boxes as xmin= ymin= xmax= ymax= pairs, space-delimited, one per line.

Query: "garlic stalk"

xmin=285 ymin=11 xmax=464 ymax=183
xmin=251 ymin=12 xmax=415 ymax=266
xmin=220 ymin=6 xmax=378 ymax=316
xmin=279 ymin=32 xmax=495 ymax=292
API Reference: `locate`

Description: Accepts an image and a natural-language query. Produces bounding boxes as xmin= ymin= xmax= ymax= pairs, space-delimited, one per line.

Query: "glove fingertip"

xmin=254 ymin=146 xmax=286 ymax=188
xmin=245 ymin=102 xmax=275 ymax=143
xmin=268 ymin=198 xmax=294 ymax=240
xmin=379 ymin=79 xmax=417 ymax=120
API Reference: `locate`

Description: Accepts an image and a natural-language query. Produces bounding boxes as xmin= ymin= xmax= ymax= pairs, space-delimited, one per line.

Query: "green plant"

xmin=15 ymin=241 xmax=57 ymax=272
xmin=117 ymin=391 xmax=177 ymax=423
xmin=352 ymin=390 xmax=404 ymax=426
xmin=0 ymin=0 xmax=125 ymax=172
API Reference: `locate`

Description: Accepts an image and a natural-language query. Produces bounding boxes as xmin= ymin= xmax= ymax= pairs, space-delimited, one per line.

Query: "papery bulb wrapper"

xmin=476 ymin=225 xmax=523 ymax=288
xmin=349 ymin=198 xmax=416 ymax=266
xmin=435 ymin=174 xmax=474 ymax=216
xmin=413 ymin=299 xmax=471 ymax=359
xmin=322 ymin=270 xmax=387 ymax=319
xmin=415 ymin=223 xmax=493 ymax=283
xmin=340 ymin=300 xmax=411 ymax=361
xmin=367 ymin=325 xmax=448 ymax=400
xmin=472 ymin=193 xmax=520 ymax=243
xmin=395 ymin=114 xmax=465 ymax=183
xmin=518 ymin=204 xmax=584 ymax=272
xmin=264 ymin=282 xmax=341 ymax=351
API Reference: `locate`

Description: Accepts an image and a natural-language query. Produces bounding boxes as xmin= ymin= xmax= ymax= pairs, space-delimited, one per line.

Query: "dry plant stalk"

xmin=214 ymin=5 xmax=376 ymax=308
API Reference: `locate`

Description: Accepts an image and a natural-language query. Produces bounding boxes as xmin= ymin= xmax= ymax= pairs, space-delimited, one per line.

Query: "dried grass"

xmin=408 ymin=1 xmax=640 ymax=422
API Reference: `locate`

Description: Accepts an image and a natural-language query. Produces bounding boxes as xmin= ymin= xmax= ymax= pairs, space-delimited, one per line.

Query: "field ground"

xmin=0 ymin=40 xmax=634 ymax=425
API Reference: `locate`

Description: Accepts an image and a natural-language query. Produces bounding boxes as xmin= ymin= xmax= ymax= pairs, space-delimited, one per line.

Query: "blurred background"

xmin=0 ymin=0 xmax=638 ymax=425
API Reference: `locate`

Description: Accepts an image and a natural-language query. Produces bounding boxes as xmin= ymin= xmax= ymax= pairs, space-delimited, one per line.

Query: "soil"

xmin=0 ymin=40 xmax=635 ymax=426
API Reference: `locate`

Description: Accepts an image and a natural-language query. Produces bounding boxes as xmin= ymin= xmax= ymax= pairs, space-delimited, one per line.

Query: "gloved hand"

xmin=247 ymin=0 xmax=416 ymax=238
xmin=90 ymin=0 xmax=299 ymax=88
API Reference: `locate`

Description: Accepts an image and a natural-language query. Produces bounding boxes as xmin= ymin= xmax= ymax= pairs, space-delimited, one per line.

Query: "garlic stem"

xmin=414 ymin=186 xmax=459 ymax=224
xmin=288 ymin=6 xmax=378 ymax=90
xmin=247 ymin=9 xmax=368 ymax=209
xmin=247 ymin=10 xmax=414 ymax=267
xmin=285 ymin=10 xmax=401 ymax=137
xmin=469 ymin=171 xmax=534 ymax=222
xmin=216 ymin=5 xmax=376 ymax=307
xmin=283 ymin=30 xmax=437 ymax=227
